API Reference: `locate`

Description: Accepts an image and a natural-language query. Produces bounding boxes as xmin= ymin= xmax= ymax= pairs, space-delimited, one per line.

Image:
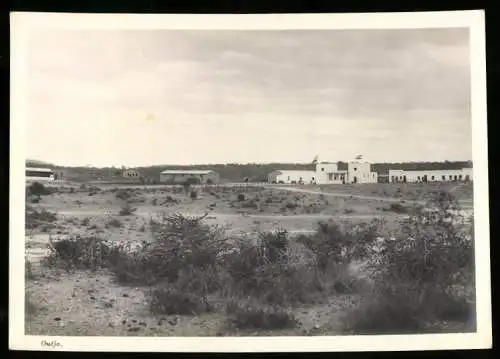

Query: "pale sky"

xmin=26 ymin=28 xmax=472 ymax=167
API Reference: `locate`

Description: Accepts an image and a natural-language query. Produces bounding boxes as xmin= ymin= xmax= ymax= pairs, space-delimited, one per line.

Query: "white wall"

xmin=274 ymin=170 xmax=316 ymax=184
xmin=388 ymin=168 xmax=473 ymax=183
xmin=315 ymin=163 xmax=346 ymax=184
xmin=347 ymin=162 xmax=377 ymax=183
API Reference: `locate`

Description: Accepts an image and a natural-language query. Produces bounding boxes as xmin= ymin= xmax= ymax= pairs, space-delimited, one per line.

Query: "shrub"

xmin=223 ymin=229 xmax=319 ymax=306
xmin=241 ymin=200 xmax=258 ymax=209
xmin=385 ymin=203 xmax=409 ymax=214
xmin=115 ymin=189 xmax=131 ymax=201
xmin=285 ymin=202 xmax=297 ymax=210
xmin=225 ymin=300 xmax=297 ymax=330
xmin=164 ymin=195 xmax=178 ymax=204
xmin=119 ymin=202 xmax=137 ymax=216
xmin=81 ymin=217 xmax=90 ymax=226
xmin=25 ymin=208 xmax=57 ymax=230
xmin=190 ymin=190 xmax=198 ymax=200
xmin=150 ymin=287 xmax=213 ymax=315
xmin=27 ymin=182 xmax=53 ymax=196
xmin=237 ymin=193 xmax=245 ymax=202
xmin=43 ymin=235 xmax=126 ymax=271
xmin=342 ymin=192 xmax=475 ymax=334
xmin=107 ymin=218 xmax=123 ymax=228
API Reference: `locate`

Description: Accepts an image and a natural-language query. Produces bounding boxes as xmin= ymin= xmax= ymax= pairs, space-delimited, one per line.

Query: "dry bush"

xmin=382 ymin=202 xmax=410 ymax=214
xmin=42 ymin=235 xmax=129 ymax=271
xmin=225 ymin=300 xmax=297 ymax=330
xmin=118 ymin=202 xmax=137 ymax=216
xmin=115 ymin=189 xmax=132 ymax=201
xmin=27 ymin=182 xmax=54 ymax=196
xmin=150 ymin=287 xmax=213 ymax=315
xmin=25 ymin=207 xmax=57 ymax=230
xmin=223 ymin=229 xmax=320 ymax=306
xmin=107 ymin=218 xmax=123 ymax=228
xmin=342 ymin=192 xmax=475 ymax=334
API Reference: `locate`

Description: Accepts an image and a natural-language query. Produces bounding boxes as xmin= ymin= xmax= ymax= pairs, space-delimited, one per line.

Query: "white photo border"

xmin=9 ymin=10 xmax=491 ymax=352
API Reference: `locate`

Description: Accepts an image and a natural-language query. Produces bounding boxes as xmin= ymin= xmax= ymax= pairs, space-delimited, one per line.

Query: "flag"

xmin=355 ymin=155 xmax=363 ymax=160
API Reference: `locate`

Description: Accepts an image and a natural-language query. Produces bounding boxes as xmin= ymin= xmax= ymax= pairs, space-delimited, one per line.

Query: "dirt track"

xmin=266 ymin=185 xmax=474 ymax=209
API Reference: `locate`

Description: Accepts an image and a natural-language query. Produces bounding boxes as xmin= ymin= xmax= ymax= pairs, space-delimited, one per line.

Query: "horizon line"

xmin=26 ymin=159 xmax=474 ymax=169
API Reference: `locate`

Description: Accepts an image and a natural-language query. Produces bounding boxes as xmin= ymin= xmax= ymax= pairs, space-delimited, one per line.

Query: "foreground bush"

xmin=25 ymin=207 xmax=57 ymax=230
xmin=224 ymin=229 xmax=323 ymax=306
xmin=342 ymin=191 xmax=475 ymax=334
xmin=43 ymin=235 xmax=130 ymax=271
xmin=225 ymin=300 xmax=297 ymax=330
xmin=150 ymin=287 xmax=213 ymax=315
xmin=26 ymin=182 xmax=53 ymax=196
xmin=118 ymin=202 xmax=137 ymax=216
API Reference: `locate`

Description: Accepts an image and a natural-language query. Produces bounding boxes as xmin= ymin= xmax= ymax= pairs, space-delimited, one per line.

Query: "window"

xmin=431 ymin=176 xmax=435 ymax=180
xmin=328 ymin=173 xmax=333 ymax=180
xmin=442 ymin=175 xmax=445 ymax=180
xmin=321 ymin=168 xmax=325 ymax=171
xmin=287 ymin=176 xmax=290 ymax=181
xmin=417 ymin=176 xmax=420 ymax=180
xmin=449 ymin=175 xmax=453 ymax=180
xmin=354 ymin=168 xmax=357 ymax=171
xmin=459 ymin=175 xmax=462 ymax=180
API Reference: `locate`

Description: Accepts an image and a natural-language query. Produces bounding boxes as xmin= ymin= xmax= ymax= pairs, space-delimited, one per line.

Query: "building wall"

xmin=346 ymin=162 xmax=378 ymax=183
xmin=315 ymin=163 xmax=346 ymax=184
xmin=269 ymin=170 xmax=316 ymax=184
xmin=269 ymin=162 xmax=378 ymax=185
xmin=388 ymin=168 xmax=473 ymax=183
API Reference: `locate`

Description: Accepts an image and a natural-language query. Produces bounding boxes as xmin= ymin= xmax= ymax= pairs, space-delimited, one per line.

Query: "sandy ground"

xmin=24 ymin=182 xmax=474 ymax=336
xmin=25 ymin=268 xmax=360 ymax=336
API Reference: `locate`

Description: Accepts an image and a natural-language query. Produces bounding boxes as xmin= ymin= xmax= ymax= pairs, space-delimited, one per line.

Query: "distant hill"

xmin=25 ymin=160 xmax=473 ymax=183
xmin=26 ymin=159 xmax=54 ymax=168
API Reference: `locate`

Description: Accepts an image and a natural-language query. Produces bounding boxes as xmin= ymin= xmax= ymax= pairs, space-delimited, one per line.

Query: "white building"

xmin=267 ymin=170 xmax=318 ymax=184
xmin=388 ymin=168 xmax=473 ymax=183
xmin=26 ymin=167 xmax=55 ymax=182
xmin=159 ymin=169 xmax=219 ymax=184
xmin=268 ymin=161 xmax=378 ymax=185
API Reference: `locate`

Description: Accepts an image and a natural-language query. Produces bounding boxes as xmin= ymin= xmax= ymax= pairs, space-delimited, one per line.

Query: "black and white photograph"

xmin=9 ymin=11 xmax=491 ymax=352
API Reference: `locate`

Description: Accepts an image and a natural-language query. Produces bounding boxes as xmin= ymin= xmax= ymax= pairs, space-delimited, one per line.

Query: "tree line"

xmin=26 ymin=160 xmax=473 ymax=183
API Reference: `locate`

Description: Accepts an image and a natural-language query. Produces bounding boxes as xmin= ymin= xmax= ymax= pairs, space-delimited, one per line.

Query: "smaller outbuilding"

xmin=122 ymin=169 xmax=141 ymax=179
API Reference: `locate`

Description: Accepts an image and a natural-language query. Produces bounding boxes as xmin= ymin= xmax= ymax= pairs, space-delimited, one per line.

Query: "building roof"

xmin=160 ymin=170 xmax=215 ymax=175
xmin=26 ymin=167 xmax=53 ymax=172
